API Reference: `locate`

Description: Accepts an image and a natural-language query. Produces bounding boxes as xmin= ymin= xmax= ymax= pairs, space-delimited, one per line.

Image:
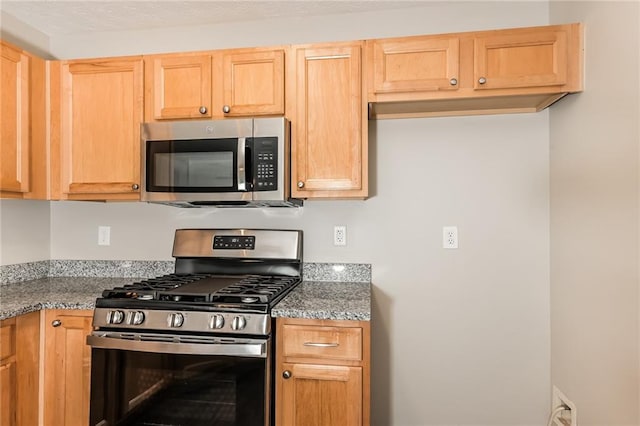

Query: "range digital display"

xmin=213 ymin=235 xmax=256 ymax=250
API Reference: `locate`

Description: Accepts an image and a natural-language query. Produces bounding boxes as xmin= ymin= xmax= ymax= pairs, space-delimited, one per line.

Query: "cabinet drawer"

xmin=0 ymin=319 xmax=16 ymax=361
xmin=281 ymin=324 xmax=362 ymax=362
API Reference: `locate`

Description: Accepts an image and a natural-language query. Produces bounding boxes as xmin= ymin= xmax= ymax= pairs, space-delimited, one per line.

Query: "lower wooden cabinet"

xmin=43 ymin=309 xmax=93 ymax=426
xmin=0 ymin=312 xmax=40 ymax=426
xmin=275 ymin=318 xmax=370 ymax=426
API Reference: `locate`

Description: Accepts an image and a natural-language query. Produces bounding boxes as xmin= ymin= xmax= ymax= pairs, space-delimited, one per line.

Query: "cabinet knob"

xmin=478 ymin=77 xmax=487 ymax=85
xmin=132 ymin=184 xmax=140 ymax=190
xmin=297 ymin=181 xmax=304 ymax=189
xmin=222 ymin=105 xmax=231 ymax=114
xmin=449 ymin=78 xmax=458 ymax=86
xmin=282 ymin=370 xmax=292 ymax=379
xmin=52 ymin=320 xmax=62 ymax=327
xmin=199 ymin=106 xmax=208 ymax=114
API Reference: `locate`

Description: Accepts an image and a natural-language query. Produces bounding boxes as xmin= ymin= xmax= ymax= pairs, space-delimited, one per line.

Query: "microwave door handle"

xmin=237 ymin=137 xmax=246 ymax=191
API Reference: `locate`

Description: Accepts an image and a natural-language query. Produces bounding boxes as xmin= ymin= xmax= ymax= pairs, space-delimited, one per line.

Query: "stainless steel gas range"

xmin=87 ymin=228 xmax=302 ymax=426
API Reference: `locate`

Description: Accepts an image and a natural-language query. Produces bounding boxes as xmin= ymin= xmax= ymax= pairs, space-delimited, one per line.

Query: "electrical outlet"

xmin=98 ymin=226 xmax=111 ymax=246
xmin=334 ymin=226 xmax=346 ymax=246
xmin=552 ymin=386 xmax=577 ymax=426
xmin=442 ymin=226 xmax=458 ymax=249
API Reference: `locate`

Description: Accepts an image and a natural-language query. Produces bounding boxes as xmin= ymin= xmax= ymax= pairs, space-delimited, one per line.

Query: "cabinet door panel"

xmin=44 ymin=310 xmax=93 ymax=426
xmin=474 ymin=29 xmax=568 ymax=89
xmin=281 ymin=363 xmax=362 ymax=426
xmin=222 ymin=50 xmax=284 ymax=116
xmin=152 ymin=55 xmax=212 ymax=119
xmin=0 ymin=43 xmax=30 ymax=193
xmin=293 ymin=44 xmax=365 ymax=196
xmin=60 ymin=59 xmax=143 ymax=198
xmin=371 ymin=36 xmax=459 ymax=93
xmin=0 ymin=362 xmax=16 ymax=426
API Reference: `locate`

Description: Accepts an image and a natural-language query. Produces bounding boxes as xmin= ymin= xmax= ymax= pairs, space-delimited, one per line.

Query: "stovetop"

xmin=101 ymin=273 xmax=300 ymax=305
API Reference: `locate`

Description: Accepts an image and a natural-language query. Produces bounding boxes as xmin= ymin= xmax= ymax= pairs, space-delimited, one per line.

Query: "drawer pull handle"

xmin=303 ymin=342 xmax=339 ymax=348
xmin=283 ymin=370 xmax=292 ymax=379
xmin=52 ymin=320 xmax=62 ymax=327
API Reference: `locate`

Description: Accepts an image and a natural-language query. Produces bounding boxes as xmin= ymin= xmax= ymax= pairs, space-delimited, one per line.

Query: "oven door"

xmin=87 ymin=332 xmax=271 ymax=426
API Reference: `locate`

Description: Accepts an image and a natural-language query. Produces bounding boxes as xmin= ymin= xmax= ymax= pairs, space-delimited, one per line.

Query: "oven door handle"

xmin=87 ymin=334 xmax=267 ymax=358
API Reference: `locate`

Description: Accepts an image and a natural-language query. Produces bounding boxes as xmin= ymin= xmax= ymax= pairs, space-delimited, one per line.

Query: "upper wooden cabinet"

xmin=145 ymin=47 xmax=285 ymax=121
xmin=289 ymin=42 xmax=368 ymax=199
xmin=367 ymin=23 xmax=583 ymax=118
xmin=147 ymin=53 xmax=213 ymax=120
xmin=0 ymin=41 xmax=47 ymax=199
xmin=369 ymin=35 xmax=461 ymax=95
xmin=50 ymin=57 xmax=144 ymax=200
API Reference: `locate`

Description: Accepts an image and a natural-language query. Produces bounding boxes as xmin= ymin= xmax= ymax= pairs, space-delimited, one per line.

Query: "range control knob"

xmin=209 ymin=314 xmax=225 ymax=329
xmin=107 ymin=310 xmax=125 ymax=324
xmin=167 ymin=313 xmax=184 ymax=328
xmin=231 ymin=316 xmax=247 ymax=331
xmin=129 ymin=311 xmax=145 ymax=325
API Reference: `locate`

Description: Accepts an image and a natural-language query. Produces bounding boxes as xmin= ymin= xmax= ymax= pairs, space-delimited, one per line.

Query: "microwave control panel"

xmin=252 ymin=137 xmax=278 ymax=191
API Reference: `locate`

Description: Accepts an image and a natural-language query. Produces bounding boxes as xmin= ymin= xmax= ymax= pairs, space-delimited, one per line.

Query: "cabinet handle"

xmin=282 ymin=370 xmax=292 ymax=379
xmin=132 ymin=184 xmax=140 ymax=190
xmin=199 ymin=106 xmax=208 ymax=114
xmin=52 ymin=320 xmax=62 ymax=327
xmin=222 ymin=105 xmax=231 ymax=114
xmin=478 ymin=77 xmax=487 ymax=85
xmin=449 ymin=78 xmax=458 ymax=86
xmin=297 ymin=181 xmax=304 ymax=189
xmin=303 ymin=342 xmax=339 ymax=348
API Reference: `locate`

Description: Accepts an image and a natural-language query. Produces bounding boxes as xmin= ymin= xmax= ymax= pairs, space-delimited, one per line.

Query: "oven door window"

xmin=90 ymin=349 xmax=267 ymax=426
xmin=146 ymin=139 xmax=240 ymax=192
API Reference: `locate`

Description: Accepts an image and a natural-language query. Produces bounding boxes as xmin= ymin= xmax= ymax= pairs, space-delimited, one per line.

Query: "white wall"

xmin=0 ymin=10 xmax=50 ymax=58
xmin=0 ymin=200 xmax=50 ymax=264
xmin=8 ymin=2 xmax=555 ymax=424
xmin=549 ymin=1 xmax=640 ymax=425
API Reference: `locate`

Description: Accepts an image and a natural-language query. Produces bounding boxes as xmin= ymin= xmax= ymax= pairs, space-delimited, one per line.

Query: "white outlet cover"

xmin=442 ymin=226 xmax=458 ymax=249
xmin=552 ymin=386 xmax=577 ymax=426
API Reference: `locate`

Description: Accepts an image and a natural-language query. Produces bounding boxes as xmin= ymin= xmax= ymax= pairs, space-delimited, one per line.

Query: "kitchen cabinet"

xmin=43 ymin=309 xmax=93 ymax=426
xmin=145 ymin=53 xmax=213 ymax=120
xmin=289 ymin=42 xmax=368 ymax=199
xmin=0 ymin=312 xmax=40 ymax=426
xmin=367 ymin=23 xmax=583 ymax=118
xmin=275 ymin=318 xmax=370 ymax=426
xmin=0 ymin=41 xmax=47 ymax=199
xmin=144 ymin=47 xmax=285 ymax=121
xmin=49 ymin=57 xmax=144 ymax=200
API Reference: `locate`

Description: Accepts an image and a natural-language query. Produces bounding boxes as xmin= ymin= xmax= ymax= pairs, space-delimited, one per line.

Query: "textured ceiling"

xmin=0 ymin=1 xmax=426 ymax=36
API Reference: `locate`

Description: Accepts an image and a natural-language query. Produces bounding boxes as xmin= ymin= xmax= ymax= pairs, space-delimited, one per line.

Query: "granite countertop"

xmin=271 ymin=281 xmax=370 ymax=321
xmin=0 ymin=277 xmax=137 ymax=320
xmin=0 ymin=277 xmax=371 ymax=322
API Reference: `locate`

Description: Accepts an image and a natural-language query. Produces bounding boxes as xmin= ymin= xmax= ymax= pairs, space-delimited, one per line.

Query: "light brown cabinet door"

xmin=149 ymin=54 xmax=212 ymax=119
xmin=473 ymin=27 xmax=568 ymax=90
xmin=369 ymin=35 xmax=460 ymax=94
xmin=43 ymin=310 xmax=93 ymax=426
xmin=0 ymin=42 xmax=30 ymax=194
xmin=220 ymin=49 xmax=285 ymax=116
xmin=0 ymin=362 xmax=16 ymax=426
xmin=0 ymin=318 xmax=17 ymax=426
xmin=292 ymin=43 xmax=367 ymax=199
xmin=280 ymin=363 xmax=362 ymax=426
xmin=56 ymin=58 xmax=143 ymax=200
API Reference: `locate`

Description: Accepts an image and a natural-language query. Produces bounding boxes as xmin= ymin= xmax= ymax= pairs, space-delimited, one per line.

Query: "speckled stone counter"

xmin=0 ymin=277 xmax=139 ymax=320
xmin=271 ymin=281 xmax=371 ymax=321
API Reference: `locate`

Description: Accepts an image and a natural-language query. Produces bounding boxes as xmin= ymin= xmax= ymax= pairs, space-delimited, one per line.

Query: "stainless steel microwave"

xmin=141 ymin=118 xmax=301 ymax=207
